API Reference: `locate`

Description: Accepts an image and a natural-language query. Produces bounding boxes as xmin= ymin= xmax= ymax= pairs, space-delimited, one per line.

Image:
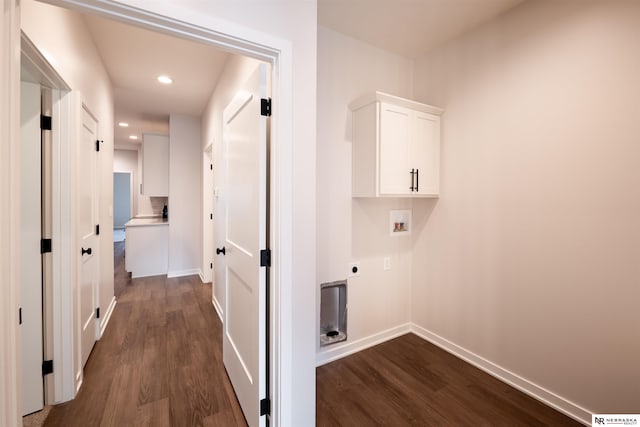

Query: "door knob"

xmin=216 ymin=247 xmax=226 ymax=256
xmin=81 ymin=247 xmax=92 ymax=256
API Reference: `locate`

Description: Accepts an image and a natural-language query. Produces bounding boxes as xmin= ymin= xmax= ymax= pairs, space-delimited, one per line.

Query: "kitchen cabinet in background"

xmin=350 ymin=92 xmax=443 ymax=197
xmin=125 ymin=217 xmax=168 ymax=278
xmin=142 ymin=133 xmax=169 ymax=196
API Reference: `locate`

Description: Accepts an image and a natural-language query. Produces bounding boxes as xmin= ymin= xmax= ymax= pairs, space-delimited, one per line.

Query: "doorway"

xmin=18 ymin=31 xmax=75 ymax=414
xmin=32 ymin=1 xmax=276 ymax=426
xmin=113 ymin=172 xmax=132 ymax=241
xmin=2 ymin=0 xmax=312 ymax=425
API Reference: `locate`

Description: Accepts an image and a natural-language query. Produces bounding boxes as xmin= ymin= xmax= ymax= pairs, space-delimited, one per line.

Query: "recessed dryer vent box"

xmin=320 ymin=280 xmax=347 ymax=347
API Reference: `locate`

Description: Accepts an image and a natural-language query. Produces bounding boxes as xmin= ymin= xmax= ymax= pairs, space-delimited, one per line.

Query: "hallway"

xmin=44 ymin=242 xmax=247 ymax=426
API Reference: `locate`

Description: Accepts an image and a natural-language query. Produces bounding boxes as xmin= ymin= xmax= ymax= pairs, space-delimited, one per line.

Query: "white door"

xmin=79 ymin=106 xmax=99 ymax=368
xmin=379 ymin=102 xmax=411 ymax=195
xmin=223 ymin=64 xmax=269 ymax=427
xmin=20 ymin=81 xmax=44 ymax=416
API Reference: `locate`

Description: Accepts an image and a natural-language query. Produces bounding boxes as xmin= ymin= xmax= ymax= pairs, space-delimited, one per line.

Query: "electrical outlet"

xmin=348 ymin=262 xmax=361 ymax=277
xmin=383 ymin=257 xmax=391 ymax=271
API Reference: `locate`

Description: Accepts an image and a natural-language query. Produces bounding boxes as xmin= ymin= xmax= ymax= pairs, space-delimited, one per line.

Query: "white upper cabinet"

xmin=351 ymin=92 xmax=442 ymax=197
xmin=142 ymin=133 xmax=169 ymax=197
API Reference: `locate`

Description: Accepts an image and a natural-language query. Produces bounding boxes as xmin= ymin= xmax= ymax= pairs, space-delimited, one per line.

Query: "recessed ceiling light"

xmin=157 ymin=75 xmax=173 ymax=84
xmin=118 ymin=122 xmax=129 ymax=127
xmin=129 ymin=135 xmax=138 ymax=140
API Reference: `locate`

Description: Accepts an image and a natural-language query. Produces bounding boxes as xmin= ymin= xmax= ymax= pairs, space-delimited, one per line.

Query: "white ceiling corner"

xmin=318 ymin=0 xmax=525 ymax=58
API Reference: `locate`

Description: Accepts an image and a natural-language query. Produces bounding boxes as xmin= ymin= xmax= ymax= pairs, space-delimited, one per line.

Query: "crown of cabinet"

xmin=350 ymin=92 xmax=443 ymax=198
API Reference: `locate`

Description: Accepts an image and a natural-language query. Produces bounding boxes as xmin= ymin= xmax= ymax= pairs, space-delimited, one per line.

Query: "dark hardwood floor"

xmin=43 ymin=241 xmax=582 ymax=426
xmin=317 ymin=333 xmax=583 ymax=426
xmin=44 ymin=241 xmax=247 ymax=426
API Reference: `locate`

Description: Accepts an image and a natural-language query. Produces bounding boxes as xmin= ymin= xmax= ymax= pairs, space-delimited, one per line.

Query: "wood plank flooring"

xmin=317 ymin=333 xmax=583 ymax=426
xmin=44 ymin=241 xmax=582 ymax=426
xmin=44 ymin=241 xmax=247 ymax=426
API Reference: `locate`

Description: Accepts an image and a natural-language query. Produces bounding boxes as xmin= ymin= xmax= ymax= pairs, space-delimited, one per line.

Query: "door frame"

xmin=20 ymin=32 xmax=77 ymax=408
xmin=202 ymin=142 xmax=214 ymax=284
xmin=2 ymin=1 xmax=297 ymax=425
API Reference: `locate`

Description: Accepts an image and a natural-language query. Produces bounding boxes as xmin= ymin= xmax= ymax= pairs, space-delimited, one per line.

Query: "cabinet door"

xmin=142 ymin=134 xmax=169 ymax=196
xmin=411 ymin=112 xmax=440 ymax=196
xmin=379 ymin=102 xmax=412 ymax=195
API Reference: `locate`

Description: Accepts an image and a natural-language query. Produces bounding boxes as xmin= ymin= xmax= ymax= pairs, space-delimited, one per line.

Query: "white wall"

xmin=316 ymin=26 xmax=415 ymax=362
xmin=201 ymin=54 xmax=263 ymax=316
xmin=21 ymin=0 xmax=115 ymax=384
xmin=412 ymin=0 xmax=640 ymax=415
xmin=169 ymin=114 xmax=202 ymax=276
xmin=113 ymin=148 xmax=139 ymax=217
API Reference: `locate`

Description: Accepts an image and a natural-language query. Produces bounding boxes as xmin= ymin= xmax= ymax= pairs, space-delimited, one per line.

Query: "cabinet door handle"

xmin=415 ymin=168 xmax=419 ymax=192
xmin=409 ymin=169 xmax=415 ymax=192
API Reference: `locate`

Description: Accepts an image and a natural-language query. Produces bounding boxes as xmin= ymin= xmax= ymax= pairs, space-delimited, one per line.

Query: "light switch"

xmin=383 ymin=257 xmax=391 ymax=271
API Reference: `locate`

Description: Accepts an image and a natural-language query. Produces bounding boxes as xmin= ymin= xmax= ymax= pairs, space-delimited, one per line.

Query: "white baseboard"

xmin=316 ymin=323 xmax=411 ymax=367
xmin=99 ymin=296 xmax=117 ymax=339
xmin=198 ymin=270 xmax=205 ymax=283
xmin=212 ymin=297 xmax=223 ymax=321
xmin=167 ymin=268 xmax=200 ymax=278
xmin=410 ymin=324 xmax=591 ymax=426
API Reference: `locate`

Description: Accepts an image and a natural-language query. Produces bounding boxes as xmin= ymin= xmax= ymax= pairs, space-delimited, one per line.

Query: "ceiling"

xmin=318 ymin=0 xmax=525 ymax=58
xmin=84 ymin=1 xmax=524 ymax=148
xmin=83 ymin=14 xmax=230 ymax=148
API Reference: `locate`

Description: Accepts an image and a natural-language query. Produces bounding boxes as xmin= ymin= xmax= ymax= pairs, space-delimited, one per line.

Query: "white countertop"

xmin=125 ymin=217 xmax=169 ymax=227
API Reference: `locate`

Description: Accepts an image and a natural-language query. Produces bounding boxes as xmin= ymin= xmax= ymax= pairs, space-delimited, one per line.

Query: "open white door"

xmin=20 ymin=81 xmax=44 ymax=416
xmin=78 ymin=105 xmax=99 ymax=368
xmin=222 ymin=64 xmax=269 ymax=427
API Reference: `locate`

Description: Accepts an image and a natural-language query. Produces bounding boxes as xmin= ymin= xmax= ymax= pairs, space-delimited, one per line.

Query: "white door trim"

xmin=0 ymin=0 xmax=22 ymax=424
xmin=4 ymin=1 xmax=296 ymax=425
xmin=202 ymin=143 xmax=214 ymax=284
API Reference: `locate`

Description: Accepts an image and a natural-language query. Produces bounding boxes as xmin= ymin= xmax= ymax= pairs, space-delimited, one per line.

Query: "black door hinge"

xmin=260 ymin=249 xmax=271 ymax=267
xmin=42 ymin=360 xmax=53 ymax=376
xmin=96 ymin=224 xmax=100 ymax=235
xmin=210 ymin=213 xmax=213 ymax=220
xmin=40 ymin=114 xmax=52 ymax=131
xmin=41 ymin=238 xmax=52 ymax=254
xmin=261 ymin=98 xmax=272 ymax=117
xmin=210 ymin=262 xmax=213 ymax=269
xmin=96 ymin=139 xmax=102 ymax=152
xmin=210 ymin=164 xmax=213 ymax=170
xmin=96 ymin=307 xmax=100 ymax=319
xmin=19 ymin=308 xmax=22 ymax=325
xmin=260 ymin=398 xmax=270 ymax=416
